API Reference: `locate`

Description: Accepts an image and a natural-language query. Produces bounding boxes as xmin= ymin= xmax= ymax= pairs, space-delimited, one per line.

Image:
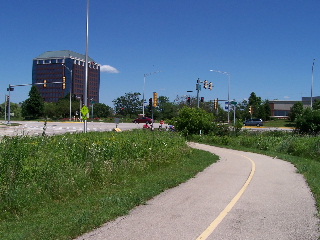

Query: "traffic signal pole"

xmin=8 ymin=86 xmax=11 ymax=124
xmin=196 ymin=78 xmax=201 ymax=108
xmin=196 ymin=78 xmax=213 ymax=108
xmin=6 ymin=82 xmax=63 ymax=125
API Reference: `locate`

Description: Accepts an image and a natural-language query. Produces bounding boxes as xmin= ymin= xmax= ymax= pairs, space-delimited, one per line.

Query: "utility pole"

xmin=311 ymin=59 xmax=315 ymax=108
xmin=84 ymin=0 xmax=90 ymax=133
xmin=196 ymin=78 xmax=202 ymax=108
xmin=196 ymin=78 xmax=213 ymax=108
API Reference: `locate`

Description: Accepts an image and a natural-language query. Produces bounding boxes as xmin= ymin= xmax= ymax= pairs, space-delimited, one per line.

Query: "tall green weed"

xmin=191 ymin=131 xmax=320 ymax=161
xmin=0 ymin=130 xmax=188 ymax=221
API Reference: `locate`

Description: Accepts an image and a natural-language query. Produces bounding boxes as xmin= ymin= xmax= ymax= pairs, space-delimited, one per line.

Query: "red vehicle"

xmin=133 ymin=117 xmax=153 ymax=124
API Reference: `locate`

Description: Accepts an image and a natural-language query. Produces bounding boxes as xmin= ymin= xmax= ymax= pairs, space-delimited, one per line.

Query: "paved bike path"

xmin=75 ymin=143 xmax=319 ymax=239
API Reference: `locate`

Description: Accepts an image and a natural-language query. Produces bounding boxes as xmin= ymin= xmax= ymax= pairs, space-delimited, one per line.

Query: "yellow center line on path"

xmin=196 ymin=154 xmax=256 ymax=240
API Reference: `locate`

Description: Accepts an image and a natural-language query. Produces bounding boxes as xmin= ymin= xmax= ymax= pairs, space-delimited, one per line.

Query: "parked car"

xmin=133 ymin=117 xmax=153 ymax=124
xmin=243 ymin=118 xmax=264 ymax=127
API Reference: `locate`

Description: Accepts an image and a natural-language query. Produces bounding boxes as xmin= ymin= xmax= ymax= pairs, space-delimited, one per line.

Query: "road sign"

xmin=81 ymin=106 xmax=89 ymax=120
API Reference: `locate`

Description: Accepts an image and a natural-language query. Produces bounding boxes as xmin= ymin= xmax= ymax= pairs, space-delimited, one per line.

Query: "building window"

xmin=273 ymin=110 xmax=290 ymax=116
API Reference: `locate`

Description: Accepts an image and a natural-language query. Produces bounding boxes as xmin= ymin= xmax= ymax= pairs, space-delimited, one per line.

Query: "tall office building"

xmin=32 ymin=50 xmax=100 ymax=103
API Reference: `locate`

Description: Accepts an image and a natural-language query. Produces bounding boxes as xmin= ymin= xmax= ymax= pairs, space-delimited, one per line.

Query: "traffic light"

xmin=201 ymin=97 xmax=204 ymax=102
xmin=149 ymin=98 xmax=153 ymax=108
xmin=203 ymin=80 xmax=208 ymax=89
xmin=214 ymin=98 xmax=218 ymax=110
xmin=249 ymin=106 xmax=253 ymax=114
xmin=153 ymin=92 xmax=158 ymax=107
xmin=44 ymin=79 xmax=47 ymax=88
xmin=209 ymin=82 xmax=213 ymax=90
xmin=187 ymin=97 xmax=191 ymax=104
xmin=62 ymin=76 xmax=66 ymax=89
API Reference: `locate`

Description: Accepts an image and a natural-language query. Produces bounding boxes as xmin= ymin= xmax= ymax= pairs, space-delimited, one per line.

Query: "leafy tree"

xmin=0 ymin=103 xmax=4 ymax=118
xmin=174 ymin=95 xmax=197 ymax=108
xmin=93 ymin=103 xmax=113 ymax=118
xmin=248 ymin=92 xmax=262 ymax=106
xmin=216 ymin=105 xmax=228 ymax=123
xmin=245 ymin=92 xmax=270 ymax=120
xmin=56 ymin=97 xmax=70 ymax=118
xmin=248 ymin=92 xmax=262 ymax=118
xmin=258 ymin=100 xmax=271 ymax=120
xmin=236 ymin=99 xmax=250 ymax=121
xmin=44 ymin=102 xmax=57 ymax=119
xmin=21 ymin=86 xmax=44 ymax=119
xmin=289 ymin=102 xmax=304 ymax=121
xmin=9 ymin=102 xmax=22 ymax=119
xmin=296 ymin=108 xmax=320 ymax=134
xmin=0 ymin=102 xmax=22 ymax=119
xmin=173 ymin=106 xmax=215 ymax=135
xmin=156 ymin=96 xmax=179 ymax=120
xmin=113 ymin=92 xmax=142 ymax=118
xmin=42 ymin=94 xmax=80 ymax=119
xmin=313 ymin=99 xmax=320 ymax=110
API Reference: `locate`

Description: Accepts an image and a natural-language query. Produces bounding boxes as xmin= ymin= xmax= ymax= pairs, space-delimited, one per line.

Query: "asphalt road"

xmin=0 ymin=121 xmax=164 ymax=136
xmin=75 ymin=143 xmax=319 ymax=240
xmin=243 ymin=126 xmax=294 ymax=132
xmin=0 ymin=121 xmax=293 ymax=137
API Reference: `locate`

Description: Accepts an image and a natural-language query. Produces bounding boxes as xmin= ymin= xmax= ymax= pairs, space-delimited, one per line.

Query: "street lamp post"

xmin=210 ymin=69 xmax=231 ymax=123
xmin=83 ymin=0 xmax=90 ymax=133
xmin=311 ymin=59 xmax=315 ymax=108
xmin=62 ymin=64 xmax=73 ymax=121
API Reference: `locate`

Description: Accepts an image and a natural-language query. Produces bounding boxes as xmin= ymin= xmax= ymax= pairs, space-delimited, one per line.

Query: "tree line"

xmin=0 ymin=87 xmax=272 ymax=122
xmin=1 ymin=86 xmax=112 ymax=120
xmin=3 ymin=86 xmax=320 ymax=135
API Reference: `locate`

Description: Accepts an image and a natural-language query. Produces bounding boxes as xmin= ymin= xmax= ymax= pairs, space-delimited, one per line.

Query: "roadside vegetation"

xmin=2 ymin=89 xmax=320 ymax=239
xmin=0 ymin=130 xmax=218 ymax=240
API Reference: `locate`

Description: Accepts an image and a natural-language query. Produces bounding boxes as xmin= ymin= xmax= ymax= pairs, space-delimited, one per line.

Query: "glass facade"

xmin=32 ymin=51 xmax=100 ymax=103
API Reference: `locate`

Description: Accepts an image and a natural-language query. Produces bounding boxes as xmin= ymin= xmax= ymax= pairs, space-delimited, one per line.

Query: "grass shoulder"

xmin=263 ymin=119 xmax=295 ymax=128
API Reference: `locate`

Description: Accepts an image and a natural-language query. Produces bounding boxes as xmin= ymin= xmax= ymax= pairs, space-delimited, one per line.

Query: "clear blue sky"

xmin=1 ymin=0 xmax=320 ymax=107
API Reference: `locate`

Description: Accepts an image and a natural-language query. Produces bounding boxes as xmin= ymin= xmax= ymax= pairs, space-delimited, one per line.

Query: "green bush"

xmin=296 ymin=108 xmax=320 ymax=134
xmin=172 ymin=107 xmax=215 ymax=136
